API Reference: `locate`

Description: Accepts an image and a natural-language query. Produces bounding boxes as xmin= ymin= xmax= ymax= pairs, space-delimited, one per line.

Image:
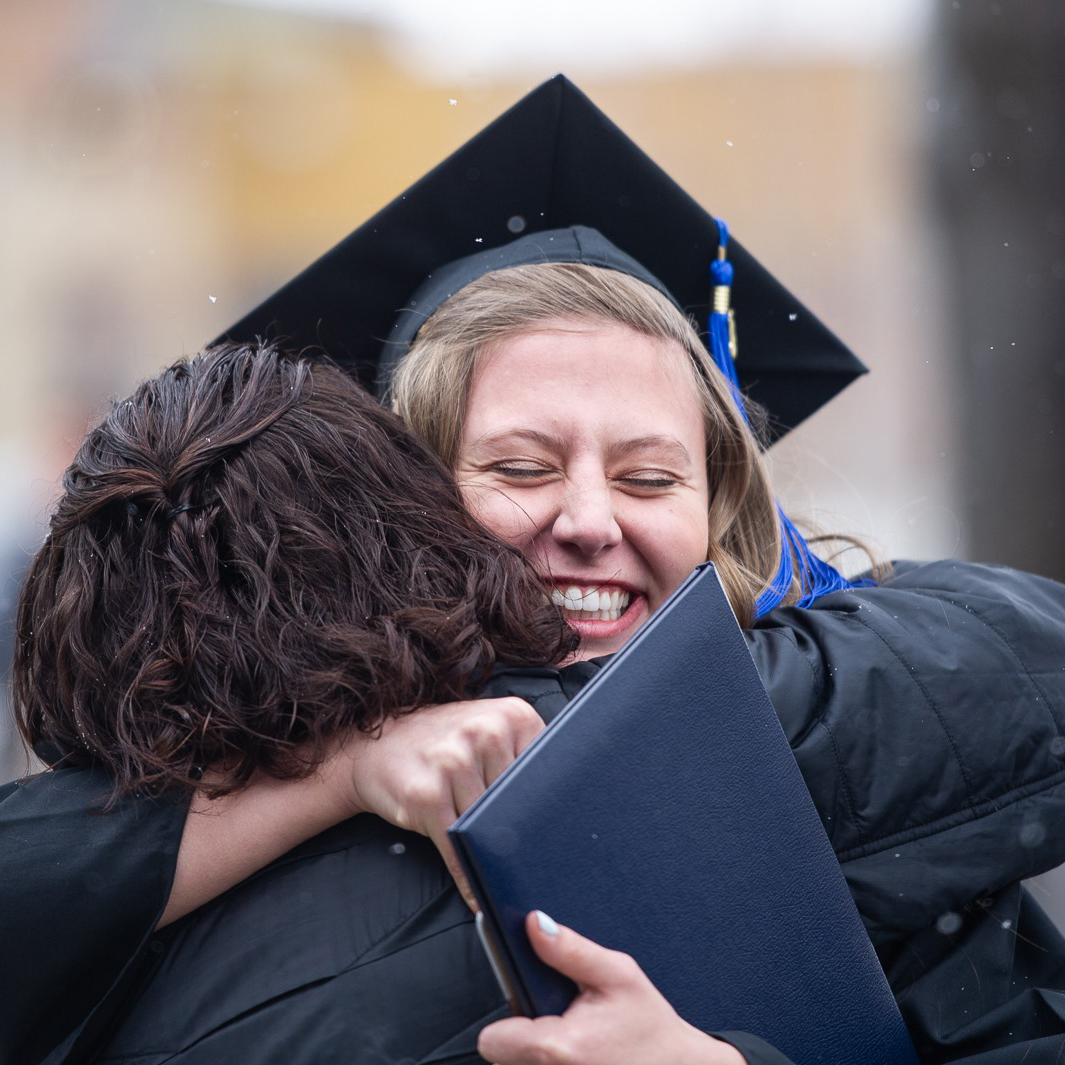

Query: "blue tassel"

xmin=708 ymin=219 xmax=742 ymax=402
xmin=754 ymin=509 xmax=874 ymax=617
xmin=710 ymin=217 xmax=872 ymax=618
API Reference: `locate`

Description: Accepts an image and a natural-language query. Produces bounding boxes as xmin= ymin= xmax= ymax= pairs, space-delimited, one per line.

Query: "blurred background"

xmin=2 ymin=0 xmax=1063 ymax=908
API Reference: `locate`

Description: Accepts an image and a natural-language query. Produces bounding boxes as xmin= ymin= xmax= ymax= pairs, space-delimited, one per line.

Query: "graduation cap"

xmin=219 ymin=74 xmax=865 ymax=444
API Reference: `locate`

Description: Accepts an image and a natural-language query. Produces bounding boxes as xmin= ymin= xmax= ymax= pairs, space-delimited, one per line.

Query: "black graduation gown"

xmin=4 ymin=560 xmax=1065 ymax=1064
xmin=0 ymin=769 xmax=184 ymax=1065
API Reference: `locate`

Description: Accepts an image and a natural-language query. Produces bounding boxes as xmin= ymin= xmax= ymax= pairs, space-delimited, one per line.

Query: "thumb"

xmin=524 ymin=910 xmax=634 ymax=993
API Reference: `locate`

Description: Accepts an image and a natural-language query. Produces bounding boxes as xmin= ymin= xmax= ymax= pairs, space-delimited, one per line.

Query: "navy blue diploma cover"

xmin=449 ymin=563 xmax=918 ymax=1065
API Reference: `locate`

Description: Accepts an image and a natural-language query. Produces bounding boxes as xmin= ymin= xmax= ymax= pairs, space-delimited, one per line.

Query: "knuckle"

xmin=464 ymin=698 xmax=539 ymax=749
xmin=500 ymin=696 xmax=537 ymax=724
xmin=537 ymin=1034 xmax=577 ymax=1065
xmin=428 ymin=736 xmax=475 ymax=773
xmin=607 ymin=948 xmax=641 ymax=982
xmin=463 ymin=717 xmax=509 ymax=755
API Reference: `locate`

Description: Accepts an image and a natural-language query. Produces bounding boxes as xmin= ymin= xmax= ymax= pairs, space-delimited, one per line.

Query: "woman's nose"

xmin=550 ymin=483 xmax=623 ymax=556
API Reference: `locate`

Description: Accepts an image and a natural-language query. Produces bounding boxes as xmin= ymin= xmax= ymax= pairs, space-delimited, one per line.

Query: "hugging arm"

xmin=1 ymin=696 xmax=543 ymax=1063
xmin=748 ymin=561 xmax=1065 ymax=1065
xmin=163 ymin=694 xmax=545 ymax=924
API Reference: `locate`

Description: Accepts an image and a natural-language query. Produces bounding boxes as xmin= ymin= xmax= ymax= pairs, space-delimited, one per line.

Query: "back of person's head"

xmin=390 ymin=262 xmax=784 ymax=626
xmin=14 ymin=342 xmax=574 ymax=797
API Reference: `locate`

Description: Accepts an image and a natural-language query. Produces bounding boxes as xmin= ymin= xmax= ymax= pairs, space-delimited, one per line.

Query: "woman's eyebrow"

xmin=608 ymin=436 xmax=694 ymax=464
xmin=464 ymin=428 xmax=566 ymax=453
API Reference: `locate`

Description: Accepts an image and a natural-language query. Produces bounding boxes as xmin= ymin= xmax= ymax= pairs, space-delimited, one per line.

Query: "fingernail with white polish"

xmin=534 ymin=910 xmax=559 ymax=937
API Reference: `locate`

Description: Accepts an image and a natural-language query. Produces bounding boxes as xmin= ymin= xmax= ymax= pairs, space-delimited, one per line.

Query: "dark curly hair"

xmin=13 ymin=342 xmax=575 ymax=799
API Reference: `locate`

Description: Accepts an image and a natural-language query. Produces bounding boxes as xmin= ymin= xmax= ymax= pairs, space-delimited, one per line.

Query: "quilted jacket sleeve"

xmin=747 ymin=560 xmax=1065 ymax=1063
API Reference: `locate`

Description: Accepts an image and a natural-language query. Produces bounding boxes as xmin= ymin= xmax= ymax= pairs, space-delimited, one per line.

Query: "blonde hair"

xmin=390 ymin=262 xmax=790 ymax=627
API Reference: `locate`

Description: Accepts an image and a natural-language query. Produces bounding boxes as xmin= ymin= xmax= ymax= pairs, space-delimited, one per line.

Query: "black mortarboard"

xmin=219 ymin=75 xmax=865 ymax=443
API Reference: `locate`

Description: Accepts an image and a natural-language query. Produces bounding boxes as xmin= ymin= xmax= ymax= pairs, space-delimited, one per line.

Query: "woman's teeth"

xmin=550 ymin=585 xmax=631 ymax=621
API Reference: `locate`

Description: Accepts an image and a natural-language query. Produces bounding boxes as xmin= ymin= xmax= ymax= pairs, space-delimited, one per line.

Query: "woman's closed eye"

xmin=488 ymin=462 xmax=555 ymax=480
xmin=616 ymin=471 xmax=681 ymax=491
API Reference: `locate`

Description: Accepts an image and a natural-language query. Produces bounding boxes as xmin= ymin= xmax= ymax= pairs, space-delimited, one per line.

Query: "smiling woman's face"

xmin=455 ymin=319 xmax=711 ymax=660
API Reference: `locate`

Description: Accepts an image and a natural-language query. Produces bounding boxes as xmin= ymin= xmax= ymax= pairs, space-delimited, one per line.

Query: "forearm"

xmin=159 ymin=748 xmax=359 ymax=927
